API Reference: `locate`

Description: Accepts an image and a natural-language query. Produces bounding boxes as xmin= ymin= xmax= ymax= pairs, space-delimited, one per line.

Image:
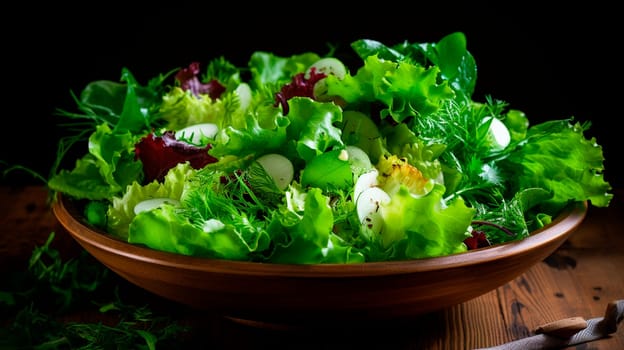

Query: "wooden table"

xmin=2 ymin=185 xmax=623 ymax=349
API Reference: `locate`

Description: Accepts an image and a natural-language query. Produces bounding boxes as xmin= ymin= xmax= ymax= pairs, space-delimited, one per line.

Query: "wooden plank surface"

xmin=1 ymin=185 xmax=622 ymax=349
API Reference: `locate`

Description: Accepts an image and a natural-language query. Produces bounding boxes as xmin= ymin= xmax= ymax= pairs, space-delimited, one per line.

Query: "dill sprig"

xmin=409 ymin=96 xmax=535 ymax=243
xmin=183 ymin=169 xmax=273 ymax=237
xmin=414 ymin=97 xmax=510 ymax=206
xmin=0 ymin=233 xmax=193 ymax=350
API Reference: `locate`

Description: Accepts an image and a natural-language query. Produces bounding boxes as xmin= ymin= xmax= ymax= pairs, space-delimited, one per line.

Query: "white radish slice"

xmin=202 ymin=218 xmax=225 ymax=232
xmin=341 ymin=110 xmax=382 ymax=161
xmin=306 ymin=58 xmax=347 ymax=102
xmin=177 ymin=123 xmax=219 ymax=145
xmin=353 ymin=169 xmax=379 ymax=203
xmin=346 ymin=145 xmax=372 ymax=172
xmin=305 ymin=57 xmax=347 ymax=79
xmin=356 ymin=187 xmax=390 ymax=234
xmin=483 ymin=116 xmax=510 ymax=150
xmin=234 ymin=83 xmax=252 ymax=111
xmin=134 ymin=198 xmax=180 ymax=215
xmin=255 ymin=153 xmax=294 ymax=191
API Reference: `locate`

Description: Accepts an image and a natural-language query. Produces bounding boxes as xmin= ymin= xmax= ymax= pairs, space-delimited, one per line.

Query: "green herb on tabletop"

xmin=46 ymin=31 xmax=613 ymax=264
xmin=0 ymin=233 xmax=192 ymax=349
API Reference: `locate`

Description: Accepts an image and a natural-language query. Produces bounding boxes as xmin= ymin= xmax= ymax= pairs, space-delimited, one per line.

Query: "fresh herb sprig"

xmin=0 ymin=233 xmax=192 ymax=350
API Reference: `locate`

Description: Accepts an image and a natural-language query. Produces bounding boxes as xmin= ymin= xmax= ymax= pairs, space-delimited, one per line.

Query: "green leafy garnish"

xmin=0 ymin=233 xmax=192 ymax=349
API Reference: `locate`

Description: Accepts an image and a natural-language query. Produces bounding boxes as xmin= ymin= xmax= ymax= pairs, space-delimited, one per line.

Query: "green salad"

xmin=47 ymin=32 xmax=613 ymax=264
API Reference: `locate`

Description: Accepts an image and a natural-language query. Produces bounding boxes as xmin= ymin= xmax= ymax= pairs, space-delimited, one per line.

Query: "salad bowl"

xmin=52 ymin=193 xmax=587 ymax=326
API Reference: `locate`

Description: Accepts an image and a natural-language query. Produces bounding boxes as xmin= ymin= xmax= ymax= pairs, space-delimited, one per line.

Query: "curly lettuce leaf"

xmin=285 ymin=97 xmax=344 ymax=162
xmin=501 ymin=119 xmax=613 ymax=211
xmin=128 ymin=205 xmax=264 ymax=260
xmin=379 ymin=184 xmax=475 ymax=259
xmin=351 ymin=32 xmax=477 ymax=101
xmin=125 ymin=167 xmax=274 ymax=260
xmin=381 ymin=123 xmax=445 ymax=182
xmin=211 ymin=97 xmax=344 ymax=165
xmin=159 ymin=87 xmax=228 ymax=130
xmin=267 ymin=186 xmax=363 ymax=263
xmin=47 ymin=123 xmax=142 ymax=200
xmin=47 ymin=155 xmax=116 ymax=200
xmin=326 ymin=55 xmax=455 ymax=123
xmin=107 ymin=163 xmax=195 ymax=238
xmin=209 ymin=113 xmax=289 ymax=159
xmin=159 ymin=84 xmax=252 ymax=132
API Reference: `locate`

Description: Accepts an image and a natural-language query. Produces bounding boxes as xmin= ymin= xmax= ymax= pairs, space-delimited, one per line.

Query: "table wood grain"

xmin=1 ymin=185 xmax=622 ymax=349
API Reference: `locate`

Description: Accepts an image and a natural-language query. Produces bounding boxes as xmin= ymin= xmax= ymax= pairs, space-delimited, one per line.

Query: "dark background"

xmin=2 ymin=3 xmax=621 ymax=189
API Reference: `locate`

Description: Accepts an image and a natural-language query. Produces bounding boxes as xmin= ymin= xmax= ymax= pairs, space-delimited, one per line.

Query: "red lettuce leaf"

xmin=135 ymin=131 xmax=217 ymax=182
xmin=463 ymin=229 xmax=490 ymax=250
xmin=274 ymin=68 xmax=326 ymax=115
xmin=175 ymin=62 xmax=225 ymax=99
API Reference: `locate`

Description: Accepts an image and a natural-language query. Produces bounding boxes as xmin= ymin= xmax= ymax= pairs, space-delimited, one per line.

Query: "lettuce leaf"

xmin=47 ymin=123 xmax=142 ymax=200
xmin=326 ymin=55 xmax=455 ymax=123
xmin=285 ymin=97 xmax=344 ymax=162
xmin=107 ymin=163 xmax=194 ymax=238
xmin=129 ymin=205 xmax=263 ymax=260
xmin=248 ymin=52 xmax=320 ymax=88
xmin=501 ymin=119 xmax=613 ymax=212
xmin=380 ymin=184 xmax=475 ymax=259
xmin=267 ymin=186 xmax=364 ymax=263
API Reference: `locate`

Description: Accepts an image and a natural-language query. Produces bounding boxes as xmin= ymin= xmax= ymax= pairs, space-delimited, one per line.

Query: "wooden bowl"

xmin=52 ymin=194 xmax=587 ymax=326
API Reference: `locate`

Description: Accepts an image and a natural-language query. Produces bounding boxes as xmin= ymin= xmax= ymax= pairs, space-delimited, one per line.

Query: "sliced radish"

xmin=255 ymin=153 xmax=294 ymax=191
xmin=306 ymin=58 xmax=347 ymax=102
xmin=483 ymin=116 xmax=510 ymax=150
xmin=202 ymin=218 xmax=225 ymax=232
xmin=346 ymin=145 xmax=372 ymax=172
xmin=234 ymin=83 xmax=252 ymax=111
xmin=134 ymin=198 xmax=180 ymax=215
xmin=353 ymin=169 xmax=379 ymax=203
xmin=341 ymin=111 xmax=382 ymax=163
xmin=177 ymin=123 xmax=219 ymax=145
xmin=305 ymin=57 xmax=347 ymax=80
xmin=356 ymin=187 xmax=390 ymax=234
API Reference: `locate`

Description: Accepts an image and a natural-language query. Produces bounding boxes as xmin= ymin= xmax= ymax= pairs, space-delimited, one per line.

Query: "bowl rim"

xmin=52 ymin=193 xmax=588 ymax=277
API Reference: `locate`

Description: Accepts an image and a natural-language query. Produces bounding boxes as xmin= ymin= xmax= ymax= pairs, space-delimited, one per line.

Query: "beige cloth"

xmin=477 ymin=299 xmax=623 ymax=350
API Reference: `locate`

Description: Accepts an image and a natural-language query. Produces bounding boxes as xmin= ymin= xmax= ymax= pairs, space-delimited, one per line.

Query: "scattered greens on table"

xmin=0 ymin=233 xmax=191 ymax=349
xmin=47 ymin=32 xmax=613 ymax=264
